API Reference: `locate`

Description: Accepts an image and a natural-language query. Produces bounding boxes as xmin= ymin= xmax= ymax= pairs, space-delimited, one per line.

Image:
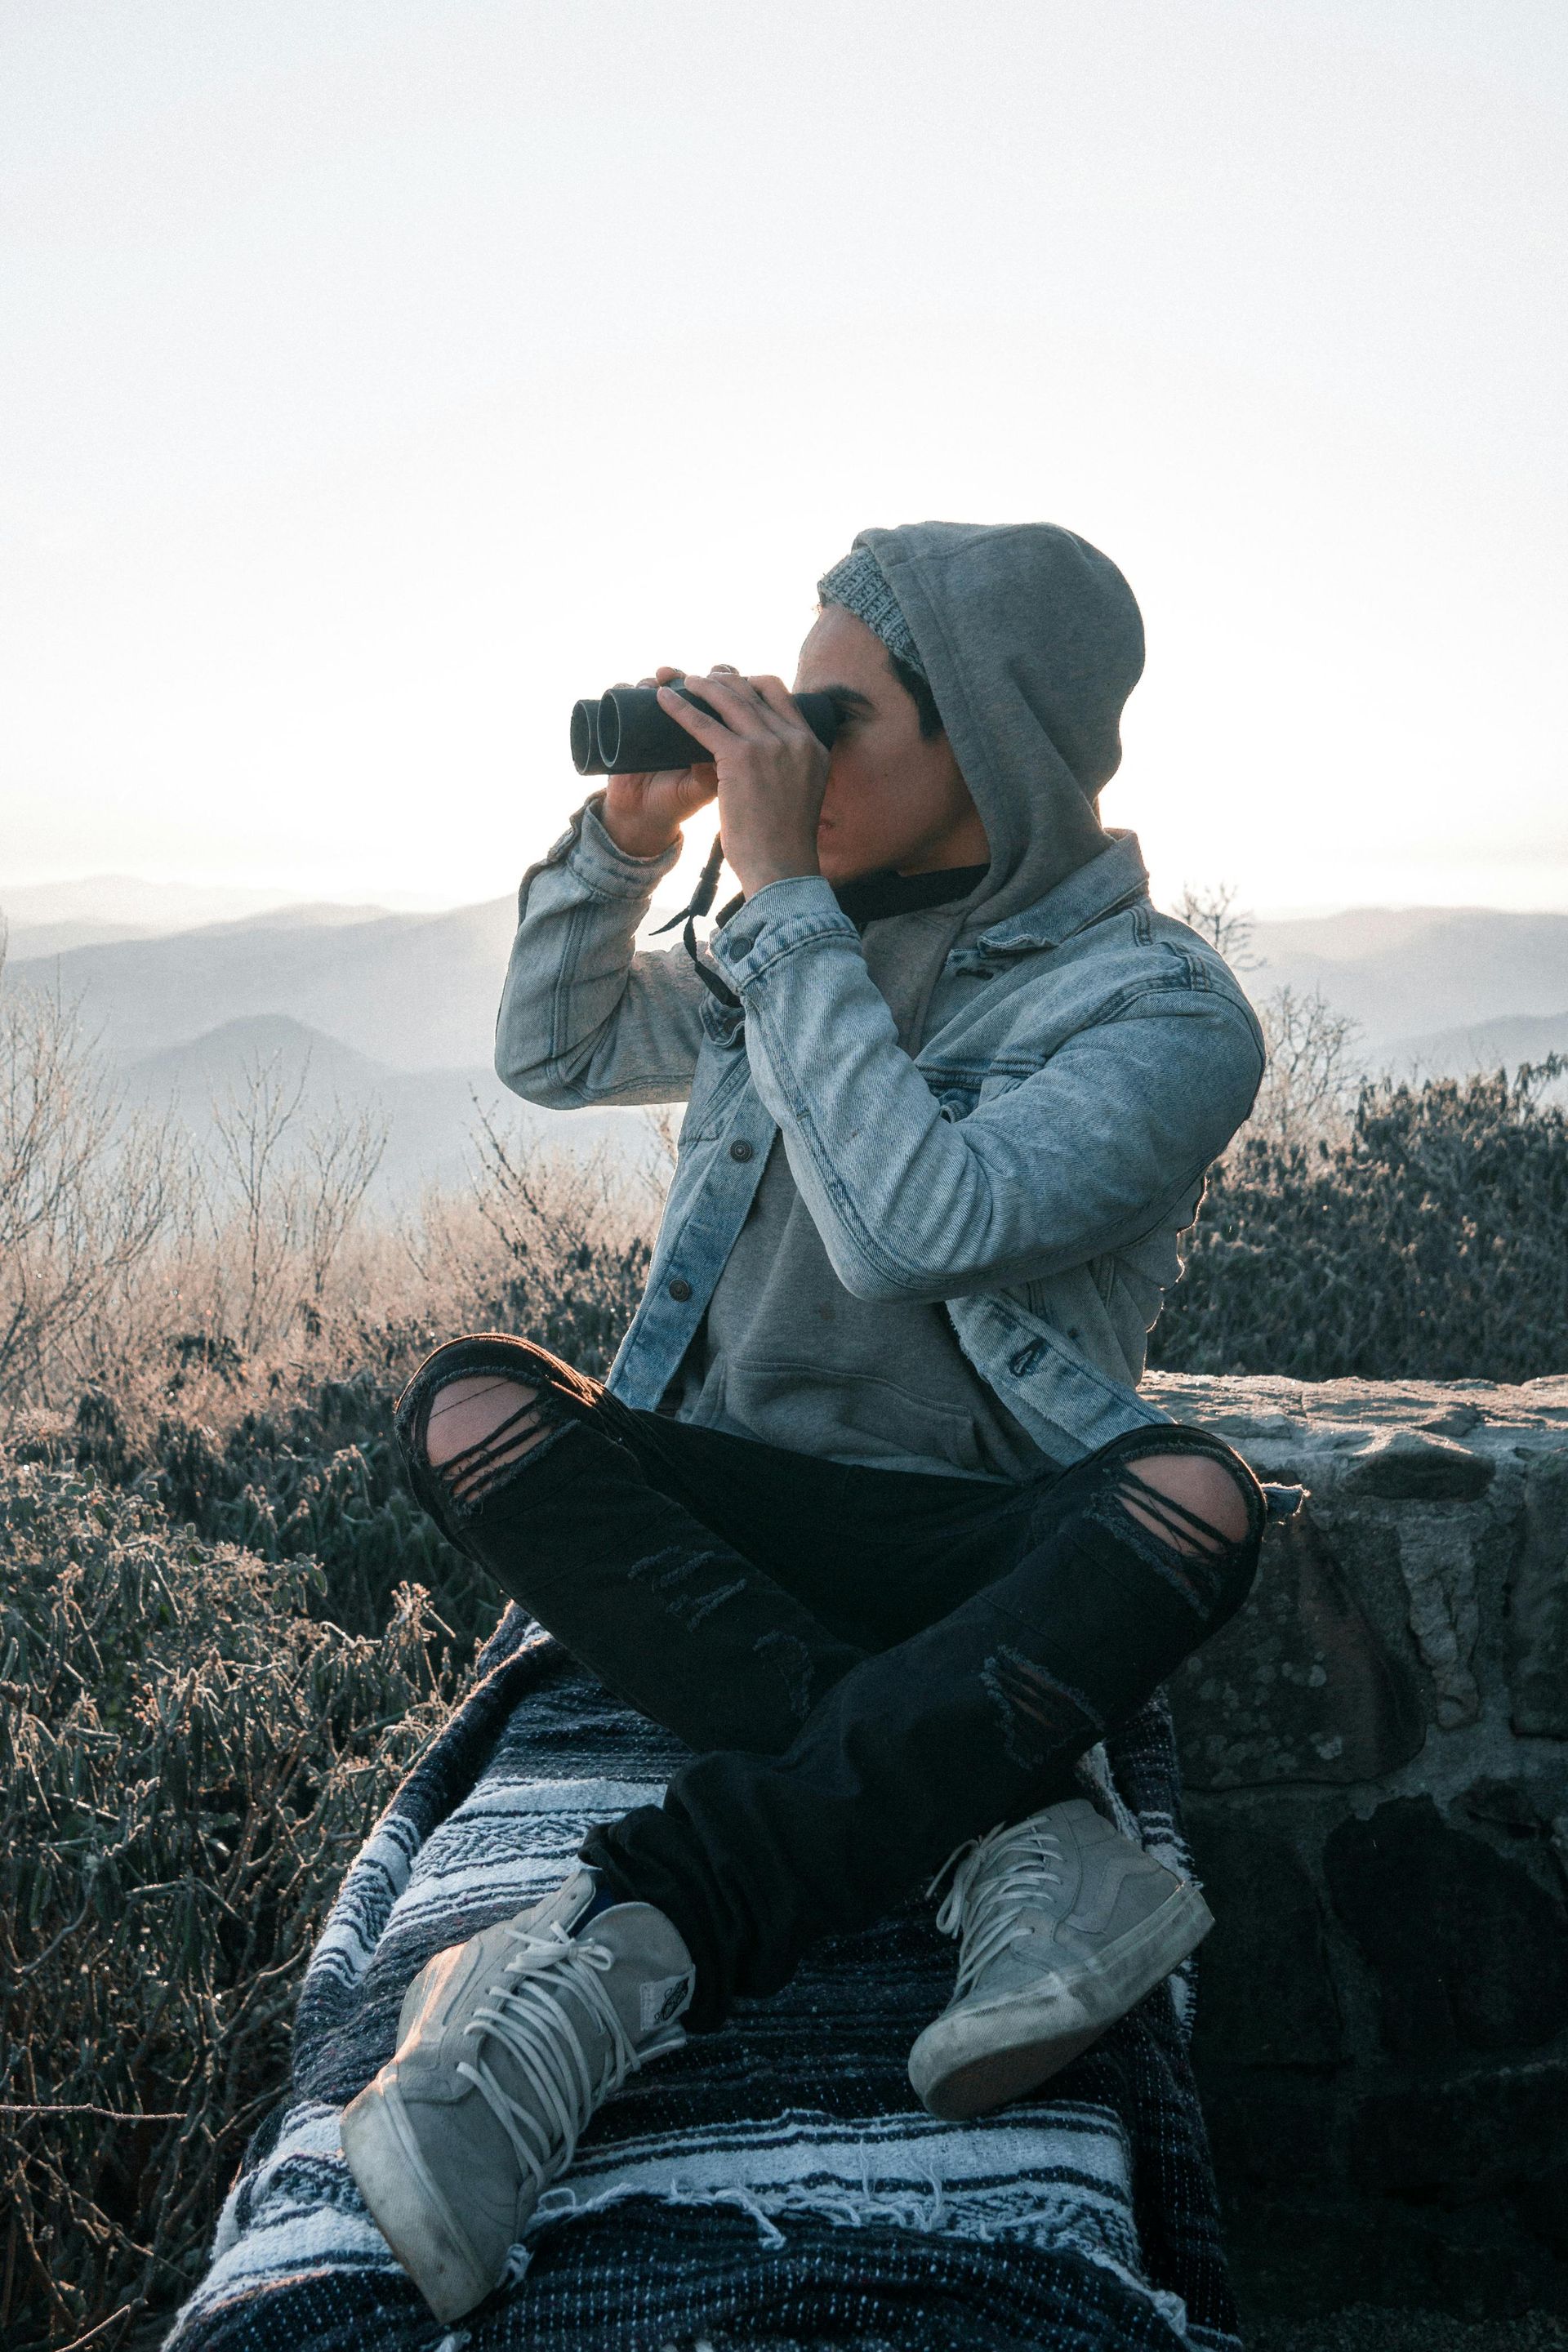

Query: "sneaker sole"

xmin=908 ymin=1878 xmax=1214 ymax=2122
xmin=340 ymin=2077 xmax=501 ymax=2324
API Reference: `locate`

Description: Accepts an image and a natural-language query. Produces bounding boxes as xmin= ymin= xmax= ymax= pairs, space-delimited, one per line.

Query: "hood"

xmin=850 ymin=520 xmax=1146 ymax=931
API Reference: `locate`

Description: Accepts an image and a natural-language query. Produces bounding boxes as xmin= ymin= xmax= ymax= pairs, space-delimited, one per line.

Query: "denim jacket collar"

xmin=967 ymin=829 xmax=1150 ymax=958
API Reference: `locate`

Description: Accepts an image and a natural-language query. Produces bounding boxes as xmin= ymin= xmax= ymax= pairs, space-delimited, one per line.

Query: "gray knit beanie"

xmin=817 ymin=547 xmax=928 ymax=680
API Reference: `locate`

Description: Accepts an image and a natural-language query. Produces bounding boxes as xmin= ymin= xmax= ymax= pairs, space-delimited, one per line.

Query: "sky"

xmin=2 ymin=0 xmax=1565 ymax=919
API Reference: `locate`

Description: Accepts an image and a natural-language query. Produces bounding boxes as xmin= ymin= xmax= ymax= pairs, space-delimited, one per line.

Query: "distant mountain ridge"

xmin=1 ymin=873 xmax=312 ymax=938
xmin=7 ymin=890 xmax=693 ymax=1069
xmin=5 ymin=901 xmax=392 ymax=965
xmin=1248 ymin=906 xmax=1568 ymax=1051
xmin=5 ymin=918 xmax=160 ymax=961
xmin=123 ymin=1013 xmax=661 ymax=1199
xmin=1 ymin=875 xmax=403 ymax=966
xmin=11 ymin=899 xmax=520 ymax=1067
xmin=8 ymin=893 xmax=1566 ymax=1196
xmin=1388 ymin=1009 xmax=1568 ymax=1081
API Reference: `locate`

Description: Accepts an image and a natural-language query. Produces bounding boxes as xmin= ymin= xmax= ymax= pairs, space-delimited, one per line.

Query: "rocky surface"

xmin=1144 ymin=1373 xmax=1568 ymax=2328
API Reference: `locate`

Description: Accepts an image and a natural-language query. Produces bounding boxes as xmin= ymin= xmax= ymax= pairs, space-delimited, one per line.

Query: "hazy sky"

xmin=2 ymin=0 xmax=1565 ymax=916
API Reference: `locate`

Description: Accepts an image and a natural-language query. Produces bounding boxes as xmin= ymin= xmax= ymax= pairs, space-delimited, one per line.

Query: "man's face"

xmin=792 ymin=605 xmax=989 ymax=884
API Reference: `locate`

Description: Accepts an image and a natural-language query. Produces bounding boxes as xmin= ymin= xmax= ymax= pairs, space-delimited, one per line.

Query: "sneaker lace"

xmin=928 ymin=1816 xmax=1067 ymax=2000
xmin=454 ymin=1920 xmax=642 ymax=2199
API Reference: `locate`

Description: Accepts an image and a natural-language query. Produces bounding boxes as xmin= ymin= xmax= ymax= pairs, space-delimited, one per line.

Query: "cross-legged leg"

xmin=394 ymin=1335 xmax=1261 ymax=2025
xmin=394 ymin=1332 xmax=872 ymax=1757
xmin=581 ymin=1423 xmax=1263 ymax=2025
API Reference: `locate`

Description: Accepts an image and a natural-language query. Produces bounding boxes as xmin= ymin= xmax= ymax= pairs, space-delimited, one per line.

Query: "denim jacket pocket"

xmin=947 ymin=1293 xmax=1170 ymax=1464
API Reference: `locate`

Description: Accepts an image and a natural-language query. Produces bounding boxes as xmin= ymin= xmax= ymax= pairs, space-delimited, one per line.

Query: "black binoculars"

xmin=570 ymin=682 xmax=841 ymax=776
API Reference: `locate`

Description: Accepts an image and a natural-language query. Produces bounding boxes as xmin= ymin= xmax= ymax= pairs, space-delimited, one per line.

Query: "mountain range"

xmin=6 ymin=898 xmax=523 ymax=1067
xmin=1 ymin=876 xmax=438 ymax=964
xmin=119 ymin=1013 xmax=660 ymax=1200
xmin=6 ymin=875 xmax=1565 ymax=1196
xmin=2 ymin=873 xmax=330 ymax=961
xmin=1245 ymin=907 xmax=1568 ymax=1054
xmin=1385 ymin=1010 xmax=1568 ymax=1082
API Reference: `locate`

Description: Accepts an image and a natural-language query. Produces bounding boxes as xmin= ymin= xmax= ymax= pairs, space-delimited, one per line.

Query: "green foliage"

xmin=0 ymin=1460 xmax=455 ymax=2352
xmin=1152 ymin=1062 xmax=1568 ymax=1382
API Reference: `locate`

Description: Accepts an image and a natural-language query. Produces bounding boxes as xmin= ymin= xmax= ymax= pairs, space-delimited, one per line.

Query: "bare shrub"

xmin=16 ymin=1076 xmax=670 ymax=1657
xmin=203 ymin=1050 xmax=387 ymax=1351
xmin=0 ymin=973 xmax=172 ymax=1417
xmin=0 ymin=1458 xmax=455 ymax=2352
xmin=1176 ymin=880 xmax=1258 ymax=971
xmin=1249 ymin=983 xmax=1364 ymax=1152
xmin=1160 ymin=883 xmax=1568 ymax=1377
xmin=1177 ymin=881 xmax=1363 ymax=1155
xmin=461 ymin=1102 xmax=655 ymax=1375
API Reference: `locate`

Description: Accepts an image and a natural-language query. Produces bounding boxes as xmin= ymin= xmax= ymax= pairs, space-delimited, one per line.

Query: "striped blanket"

xmin=166 ymin=1609 xmax=1241 ymax=2352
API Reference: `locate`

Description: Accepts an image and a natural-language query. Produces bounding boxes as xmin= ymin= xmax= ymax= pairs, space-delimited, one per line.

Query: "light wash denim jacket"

xmin=496 ymin=799 xmax=1266 ymax=1467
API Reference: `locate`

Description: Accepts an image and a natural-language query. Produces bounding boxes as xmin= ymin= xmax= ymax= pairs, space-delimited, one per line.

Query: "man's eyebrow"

xmin=817 ymin=684 xmax=875 ymax=711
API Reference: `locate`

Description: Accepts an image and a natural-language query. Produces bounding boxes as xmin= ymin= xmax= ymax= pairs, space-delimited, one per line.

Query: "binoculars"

xmin=571 ymin=682 xmax=841 ymax=776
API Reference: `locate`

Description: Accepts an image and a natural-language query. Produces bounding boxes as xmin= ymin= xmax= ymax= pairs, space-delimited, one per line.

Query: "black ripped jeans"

xmin=395 ymin=1337 xmax=1264 ymax=2031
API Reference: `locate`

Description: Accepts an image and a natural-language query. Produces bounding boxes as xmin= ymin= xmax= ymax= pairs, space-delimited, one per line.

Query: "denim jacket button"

xmin=667 ymin=1277 xmax=693 ymax=1302
xmin=728 ymin=1138 xmax=755 ymax=1161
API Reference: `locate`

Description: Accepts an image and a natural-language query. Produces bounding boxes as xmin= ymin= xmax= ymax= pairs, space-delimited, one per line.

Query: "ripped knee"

xmin=1116 ymin=1450 xmax=1254 ymax=1557
xmin=422 ymin=1374 xmax=554 ymax=1505
xmin=1089 ymin=1430 xmax=1263 ymax=1624
xmin=395 ymin=1335 xmax=600 ymax=1515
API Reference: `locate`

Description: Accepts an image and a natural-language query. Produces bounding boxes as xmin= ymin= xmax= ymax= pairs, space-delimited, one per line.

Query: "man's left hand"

xmin=656 ymin=668 xmax=828 ymax=898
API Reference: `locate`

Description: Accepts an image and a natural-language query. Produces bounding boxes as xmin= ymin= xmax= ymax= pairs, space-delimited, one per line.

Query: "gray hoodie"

xmin=858 ymin=520 xmax=1143 ymax=906
xmin=671 ymin=521 xmax=1151 ymax=1478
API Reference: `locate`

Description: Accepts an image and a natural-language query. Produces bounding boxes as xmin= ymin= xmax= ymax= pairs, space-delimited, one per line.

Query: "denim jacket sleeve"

xmin=709 ymin=875 xmax=1264 ymax=1304
xmin=493 ymin=795 xmax=706 ymax=1107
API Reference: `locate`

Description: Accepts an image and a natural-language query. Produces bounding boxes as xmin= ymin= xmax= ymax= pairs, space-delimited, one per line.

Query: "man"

xmin=342 ymin=520 xmax=1268 ymax=2324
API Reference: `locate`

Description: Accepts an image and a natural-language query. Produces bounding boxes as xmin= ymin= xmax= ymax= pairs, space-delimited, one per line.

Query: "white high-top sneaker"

xmin=908 ymin=1797 xmax=1212 ymax=2121
xmin=341 ymin=1869 xmax=695 ymax=2323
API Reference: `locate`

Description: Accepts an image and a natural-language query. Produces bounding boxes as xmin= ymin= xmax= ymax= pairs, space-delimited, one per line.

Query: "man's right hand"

xmin=599 ymin=667 xmax=719 ymax=860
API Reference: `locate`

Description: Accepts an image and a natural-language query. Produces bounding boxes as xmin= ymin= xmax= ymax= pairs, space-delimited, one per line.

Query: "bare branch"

xmin=1247 ymin=983 xmax=1365 ymax=1152
xmin=1176 ymin=881 xmax=1258 ymax=969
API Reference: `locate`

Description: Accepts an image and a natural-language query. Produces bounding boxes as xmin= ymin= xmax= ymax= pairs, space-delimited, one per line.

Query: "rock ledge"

xmin=1144 ymin=1374 xmax=1568 ymax=2322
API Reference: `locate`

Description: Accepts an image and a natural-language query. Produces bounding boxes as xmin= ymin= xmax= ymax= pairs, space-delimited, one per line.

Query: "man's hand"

xmin=657 ymin=667 xmax=828 ymax=897
xmin=599 ymin=666 xmax=719 ymax=861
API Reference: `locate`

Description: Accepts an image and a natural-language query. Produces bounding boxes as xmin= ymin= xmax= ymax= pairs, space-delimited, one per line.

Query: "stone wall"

xmin=1147 ymin=1371 xmax=1568 ymax=2324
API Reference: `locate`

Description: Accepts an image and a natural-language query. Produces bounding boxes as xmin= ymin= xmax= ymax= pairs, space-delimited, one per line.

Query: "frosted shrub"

xmin=0 ymin=1460 xmax=455 ymax=2351
xmin=1153 ymin=1061 xmax=1568 ymax=1382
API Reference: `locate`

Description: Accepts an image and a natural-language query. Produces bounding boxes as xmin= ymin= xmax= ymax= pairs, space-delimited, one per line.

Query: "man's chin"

xmin=816 ymin=841 xmax=882 ymax=888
